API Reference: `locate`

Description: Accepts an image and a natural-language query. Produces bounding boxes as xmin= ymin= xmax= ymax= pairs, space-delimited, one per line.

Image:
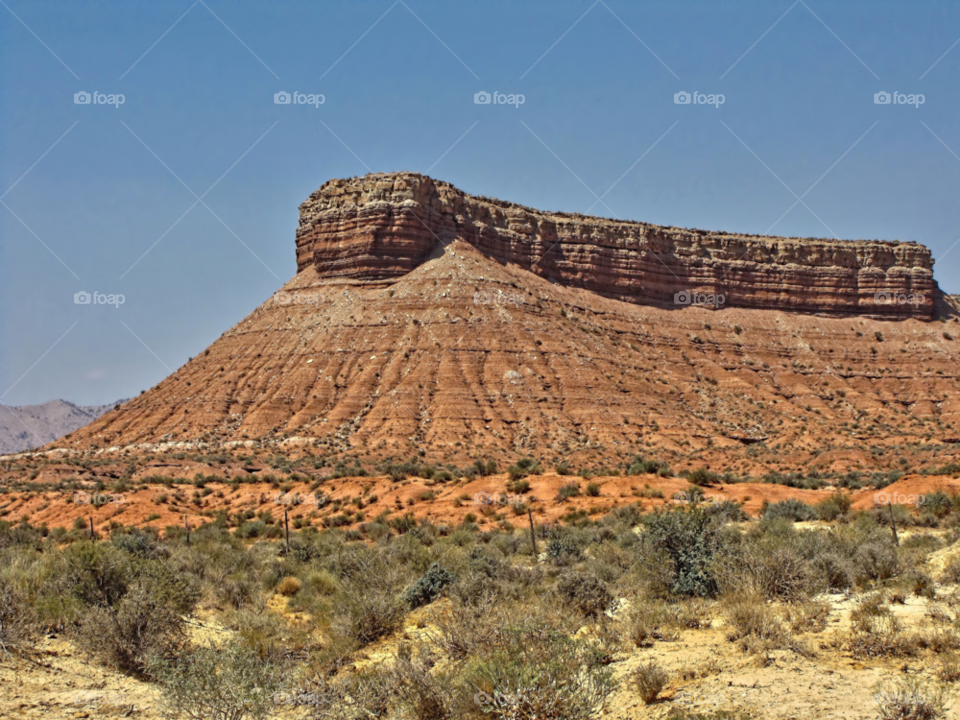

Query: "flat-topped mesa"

xmin=297 ymin=172 xmax=936 ymax=319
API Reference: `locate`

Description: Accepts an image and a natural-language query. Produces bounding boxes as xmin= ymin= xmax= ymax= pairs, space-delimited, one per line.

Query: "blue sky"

xmin=3 ymin=0 xmax=960 ymax=406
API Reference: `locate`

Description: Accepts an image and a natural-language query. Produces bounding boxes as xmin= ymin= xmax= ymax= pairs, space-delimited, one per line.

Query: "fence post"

xmin=888 ymin=502 xmax=899 ymax=546
xmin=527 ymin=508 xmax=538 ymax=557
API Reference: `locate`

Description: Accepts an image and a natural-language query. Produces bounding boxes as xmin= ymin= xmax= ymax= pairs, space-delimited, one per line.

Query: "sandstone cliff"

xmin=296 ymin=172 xmax=935 ymax=319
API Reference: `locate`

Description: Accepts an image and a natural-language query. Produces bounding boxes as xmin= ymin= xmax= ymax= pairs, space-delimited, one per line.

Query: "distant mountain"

xmin=0 ymin=399 xmax=128 ymax=454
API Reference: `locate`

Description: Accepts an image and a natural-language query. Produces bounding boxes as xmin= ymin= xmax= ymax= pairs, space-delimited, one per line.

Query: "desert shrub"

xmin=627 ymin=456 xmax=670 ymax=476
xmin=847 ymin=613 xmax=917 ymax=659
xmin=235 ymin=520 xmax=268 ymax=539
xmin=626 ymin=599 xmax=711 ymax=647
xmin=276 ymin=576 xmax=301 ymax=596
xmin=225 ymin=609 xmax=317 ymax=664
xmin=74 ymin=561 xmax=199 ymax=675
xmin=557 ymin=571 xmax=612 ymax=618
xmin=216 ymin=572 xmax=260 ymax=610
xmin=557 ymin=482 xmax=581 ymax=501
xmin=780 ymin=601 xmax=829 ymax=634
xmin=630 ymin=660 xmax=668 ymax=704
xmin=641 ymin=507 xmax=728 ymax=597
xmin=585 ymin=482 xmax=602 ymax=497
xmin=0 ymin=576 xmax=37 ymax=658
xmin=939 ymin=652 xmax=960 ymax=682
xmin=334 ymin=582 xmax=406 ymax=646
xmin=546 ymin=534 xmax=582 ymax=565
xmin=910 ymin=570 xmax=937 ymax=599
xmin=507 ymin=479 xmax=531 ymax=494
xmin=687 ymin=468 xmax=720 ymax=487
xmin=723 ymin=598 xmax=808 ymax=658
xmin=923 ymin=491 xmax=955 ymax=519
xmin=388 ymin=650 xmax=453 ymax=720
xmin=705 ymin=500 xmax=749 ymax=523
xmin=733 ymin=536 xmax=817 ymax=601
xmin=875 ymin=676 xmax=947 ymax=720
xmin=150 ymin=638 xmax=284 ymax=720
xmin=507 ymin=458 xmax=541 ymax=481
xmin=111 ymin=528 xmax=168 ymax=560
xmin=402 ymin=563 xmax=456 ymax=609
xmin=762 ymin=499 xmax=817 ymax=522
xmin=941 ymin=556 xmax=960 ymax=585
xmin=854 ymin=540 xmax=901 ymax=583
xmin=62 ymin=541 xmax=134 ymax=607
xmin=815 ymin=493 xmax=852 ymax=521
xmin=461 ymin=623 xmax=615 ymax=720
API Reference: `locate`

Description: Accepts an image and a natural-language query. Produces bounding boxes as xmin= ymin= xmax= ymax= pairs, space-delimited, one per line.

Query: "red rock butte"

xmin=297 ymin=172 xmax=937 ymax=319
xmin=32 ymin=173 xmax=960 ymax=470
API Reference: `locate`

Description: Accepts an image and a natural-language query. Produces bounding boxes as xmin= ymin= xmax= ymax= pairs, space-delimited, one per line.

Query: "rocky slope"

xmin=297 ymin=172 xmax=936 ymax=319
xmin=12 ymin=173 xmax=959 ymax=472
xmin=0 ymin=399 xmax=126 ymax=454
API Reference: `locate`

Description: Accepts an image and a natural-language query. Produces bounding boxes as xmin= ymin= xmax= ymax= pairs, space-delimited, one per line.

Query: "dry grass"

xmin=629 ymin=660 xmax=668 ymax=704
xmin=276 ymin=576 xmax=302 ymax=596
xmin=875 ymin=677 xmax=948 ymax=720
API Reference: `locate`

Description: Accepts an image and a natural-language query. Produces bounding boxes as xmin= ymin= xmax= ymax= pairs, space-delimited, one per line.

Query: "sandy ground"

xmin=3 ymin=589 xmax=957 ymax=720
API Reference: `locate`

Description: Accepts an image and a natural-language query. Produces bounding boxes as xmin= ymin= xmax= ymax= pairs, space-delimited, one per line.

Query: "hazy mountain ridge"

xmin=0 ymin=399 xmax=128 ymax=454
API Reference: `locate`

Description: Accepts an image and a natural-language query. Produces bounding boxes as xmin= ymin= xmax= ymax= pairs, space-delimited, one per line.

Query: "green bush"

xmin=402 ymin=563 xmax=456 ymax=609
xmin=557 ymin=571 xmax=612 ymax=617
xmin=0 ymin=577 xmax=37 ymax=658
xmin=761 ymin=499 xmax=817 ymax=523
xmin=507 ymin=458 xmax=542 ymax=481
xmin=150 ymin=638 xmax=283 ymax=720
xmin=641 ymin=507 xmax=727 ymax=597
xmin=73 ymin=561 xmax=199 ymax=675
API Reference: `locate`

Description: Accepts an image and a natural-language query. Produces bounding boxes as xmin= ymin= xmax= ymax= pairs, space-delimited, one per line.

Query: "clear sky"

xmin=3 ymin=0 xmax=960 ymax=407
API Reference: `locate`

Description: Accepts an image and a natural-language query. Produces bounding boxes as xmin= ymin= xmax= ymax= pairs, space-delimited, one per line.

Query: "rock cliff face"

xmin=296 ymin=172 xmax=935 ymax=319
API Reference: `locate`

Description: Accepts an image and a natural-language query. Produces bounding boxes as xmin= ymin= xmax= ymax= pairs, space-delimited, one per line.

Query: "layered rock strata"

xmin=296 ymin=172 xmax=935 ymax=319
